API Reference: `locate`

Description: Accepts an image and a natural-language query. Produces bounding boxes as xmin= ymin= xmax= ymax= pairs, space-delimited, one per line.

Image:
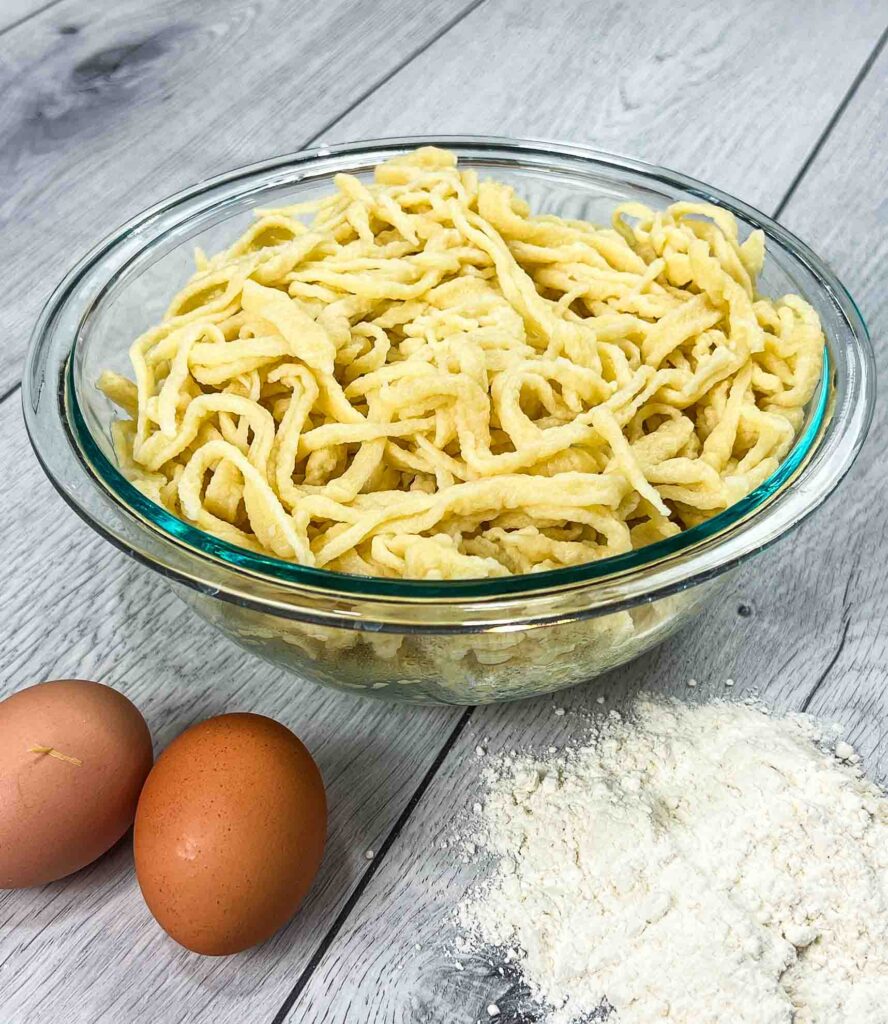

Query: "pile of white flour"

xmin=458 ymin=700 xmax=888 ymax=1023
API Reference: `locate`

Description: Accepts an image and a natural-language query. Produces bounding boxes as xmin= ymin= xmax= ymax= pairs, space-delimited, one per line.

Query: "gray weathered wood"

xmin=325 ymin=0 xmax=888 ymax=213
xmin=0 ymin=398 xmax=462 ymax=1024
xmin=0 ymin=0 xmax=478 ymax=397
xmin=775 ymin=39 xmax=888 ymax=762
xmin=0 ymin=0 xmax=55 ymax=34
xmin=1 ymin=1 xmax=888 ymax=1022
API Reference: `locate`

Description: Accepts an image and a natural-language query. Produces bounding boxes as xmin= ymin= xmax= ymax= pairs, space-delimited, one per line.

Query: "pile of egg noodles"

xmin=100 ymin=147 xmax=823 ymax=580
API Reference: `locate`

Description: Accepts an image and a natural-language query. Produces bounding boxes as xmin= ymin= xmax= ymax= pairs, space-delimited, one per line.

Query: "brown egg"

xmin=134 ymin=713 xmax=327 ymax=955
xmin=0 ymin=679 xmax=153 ymax=888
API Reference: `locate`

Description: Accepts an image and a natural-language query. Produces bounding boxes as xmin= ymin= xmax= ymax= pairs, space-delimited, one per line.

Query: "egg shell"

xmin=134 ymin=712 xmax=327 ymax=956
xmin=0 ymin=679 xmax=154 ymax=888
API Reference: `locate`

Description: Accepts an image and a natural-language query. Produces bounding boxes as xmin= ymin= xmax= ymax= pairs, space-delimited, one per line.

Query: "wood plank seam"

xmin=774 ymin=19 xmax=888 ymax=219
xmin=0 ymin=0 xmax=63 ymax=40
xmin=300 ymin=0 xmax=489 ymax=150
xmin=268 ymin=707 xmax=476 ymax=1024
xmin=800 ymin=616 xmax=852 ymax=711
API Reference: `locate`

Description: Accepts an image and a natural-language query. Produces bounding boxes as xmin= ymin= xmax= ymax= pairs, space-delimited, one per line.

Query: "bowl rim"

xmin=23 ymin=134 xmax=875 ymax=626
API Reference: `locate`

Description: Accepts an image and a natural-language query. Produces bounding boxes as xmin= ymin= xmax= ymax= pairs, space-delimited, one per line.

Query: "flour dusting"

xmin=458 ymin=700 xmax=888 ymax=1023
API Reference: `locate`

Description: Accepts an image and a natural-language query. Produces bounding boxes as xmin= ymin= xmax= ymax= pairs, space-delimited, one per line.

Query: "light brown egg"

xmin=0 ymin=679 xmax=153 ymax=888
xmin=134 ymin=713 xmax=327 ymax=955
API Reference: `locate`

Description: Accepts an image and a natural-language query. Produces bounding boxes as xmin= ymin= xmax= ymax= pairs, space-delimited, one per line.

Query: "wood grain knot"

xmin=71 ymin=32 xmax=175 ymax=92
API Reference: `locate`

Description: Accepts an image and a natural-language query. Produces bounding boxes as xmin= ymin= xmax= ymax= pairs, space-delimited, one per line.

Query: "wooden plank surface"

xmin=0 ymin=0 xmax=56 ymax=35
xmin=325 ymin=0 xmax=888 ymax=213
xmin=0 ymin=0 xmax=478 ymax=397
xmin=0 ymin=394 xmax=463 ymax=1024
xmin=775 ymin=39 xmax=888 ymax=770
xmin=1 ymin=1 xmax=887 ymax=1022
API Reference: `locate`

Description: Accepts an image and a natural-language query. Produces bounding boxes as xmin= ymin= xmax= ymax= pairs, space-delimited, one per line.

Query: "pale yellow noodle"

xmin=99 ymin=147 xmax=823 ymax=579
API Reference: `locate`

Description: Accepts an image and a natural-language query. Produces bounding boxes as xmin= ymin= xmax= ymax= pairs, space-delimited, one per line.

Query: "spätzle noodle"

xmin=179 ymin=582 xmax=703 ymax=703
xmin=99 ymin=147 xmax=823 ymax=580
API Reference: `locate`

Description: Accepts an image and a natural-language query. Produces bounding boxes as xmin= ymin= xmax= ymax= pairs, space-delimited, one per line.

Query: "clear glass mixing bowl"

xmin=23 ymin=136 xmax=874 ymax=704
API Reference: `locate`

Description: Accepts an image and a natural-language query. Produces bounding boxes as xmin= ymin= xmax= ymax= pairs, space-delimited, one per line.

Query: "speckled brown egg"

xmin=134 ymin=712 xmax=327 ymax=955
xmin=0 ymin=679 xmax=153 ymax=888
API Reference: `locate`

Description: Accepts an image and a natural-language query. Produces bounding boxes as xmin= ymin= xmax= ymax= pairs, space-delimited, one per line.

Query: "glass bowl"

xmin=23 ymin=136 xmax=874 ymax=704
